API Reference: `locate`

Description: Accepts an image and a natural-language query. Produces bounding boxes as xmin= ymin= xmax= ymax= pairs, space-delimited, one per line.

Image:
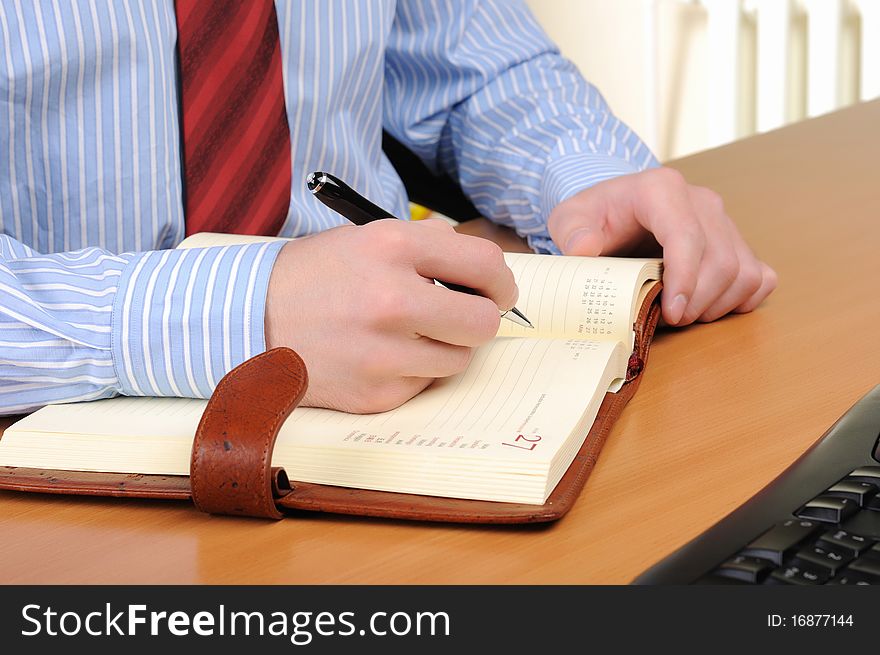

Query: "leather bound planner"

xmin=0 ymin=280 xmax=661 ymax=524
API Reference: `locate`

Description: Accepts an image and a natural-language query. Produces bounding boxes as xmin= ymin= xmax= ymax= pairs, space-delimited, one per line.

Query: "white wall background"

xmin=526 ymin=0 xmax=879 ymax=161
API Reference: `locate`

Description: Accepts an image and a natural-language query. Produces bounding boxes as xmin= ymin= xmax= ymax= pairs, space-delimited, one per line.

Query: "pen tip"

xmin=508 ymin=307 xmax=533 ymax=329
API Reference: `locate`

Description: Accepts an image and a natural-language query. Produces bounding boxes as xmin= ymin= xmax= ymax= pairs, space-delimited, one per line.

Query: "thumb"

xmin=547 ymin=201 xmax=608 ymax=256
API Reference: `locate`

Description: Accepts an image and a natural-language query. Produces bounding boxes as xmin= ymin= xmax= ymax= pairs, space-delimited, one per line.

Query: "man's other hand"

xmin=547 ymin=167 xmax=777 ymax=326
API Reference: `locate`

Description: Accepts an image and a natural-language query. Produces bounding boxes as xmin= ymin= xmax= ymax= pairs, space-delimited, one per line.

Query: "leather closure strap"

xmin=190 ymin=348 xmax=308 ymax=519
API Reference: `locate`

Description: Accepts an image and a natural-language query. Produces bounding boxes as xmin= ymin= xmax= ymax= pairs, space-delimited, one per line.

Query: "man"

xmin=0 ymin=0 xmax=775 ymax=415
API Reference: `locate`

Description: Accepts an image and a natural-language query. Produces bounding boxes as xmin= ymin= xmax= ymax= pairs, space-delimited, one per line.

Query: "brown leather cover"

xmin=0 ymin=283 xmax=661 ymax=523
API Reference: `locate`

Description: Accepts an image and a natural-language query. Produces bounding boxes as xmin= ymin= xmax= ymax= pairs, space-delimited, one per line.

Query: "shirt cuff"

xmin=110 ymin=240 xmax=286 ymax=398
xmin=531 ymin=153 xmax=646 ymax=254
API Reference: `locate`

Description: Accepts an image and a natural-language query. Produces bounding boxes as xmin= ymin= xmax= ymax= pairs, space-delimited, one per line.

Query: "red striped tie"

xmin=175 ymin=0 xmax=291 ymax=236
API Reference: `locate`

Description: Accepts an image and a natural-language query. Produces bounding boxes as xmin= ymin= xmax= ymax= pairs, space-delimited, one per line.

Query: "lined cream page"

xmin=278 ymin=337 xmax=623 ymax=462
xmin=497 ymin=253 xmax=660 ymax=344
xmin=0 ymin=397 xmax=205 ymax=474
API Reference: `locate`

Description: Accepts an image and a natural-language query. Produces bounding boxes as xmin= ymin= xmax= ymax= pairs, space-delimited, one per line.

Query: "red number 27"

xmin=501 ymin=434 xmax=541 ymax=451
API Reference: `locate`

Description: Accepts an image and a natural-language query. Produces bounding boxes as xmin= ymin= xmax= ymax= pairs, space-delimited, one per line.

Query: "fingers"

xmin=548 ymin=169 xmax=707 ymax=324
xmin=631 ymin=169 xmax=706 ymax=324
xmin=367 ymin=279 xmax=502 ymax=347
xmin=675 ymin=186 xmax=777 ymax=324
xmin=675 ymin=188 xmax=743 ymax=323
xmin=544 ymin=168 xmax=776 ymax=326
xmin=733 ymin=261 xmax=778 ymax=314
xmin=548 ymin=183 xmax=653 ymax=257
xmin=693 ymin=236 xmax=762 ymax=322
xmin=321 ymin=376 xmax=434 ymax=415
xmin=365 ymin=219 xmax=519 ymax=311
xmin=547 ymin=192 xmax=609 ymax=256
xmin=625 ymin=171 xmax=775 ymax=325
xmin=366 ymin=335 xmax=476 ymax=379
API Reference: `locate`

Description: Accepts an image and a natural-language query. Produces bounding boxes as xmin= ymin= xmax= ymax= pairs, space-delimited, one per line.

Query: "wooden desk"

xmin=1 ymin=101 xmax=878 ymax=584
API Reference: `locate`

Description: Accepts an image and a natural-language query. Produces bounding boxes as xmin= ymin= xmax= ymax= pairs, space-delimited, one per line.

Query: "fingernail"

xmin=564 ymin=227 xmax=593 ymax=253
xmin=667 ymin=294 xmax=688 ymax=325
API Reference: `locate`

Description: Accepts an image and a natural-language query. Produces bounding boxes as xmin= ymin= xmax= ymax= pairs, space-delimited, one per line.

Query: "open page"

xmin=1 ymin=337 xmax=623 ymax=471
xmin=0 ymin=336 xmax=625 ymax=504
xmin=497 ymin=253 xmax=661 ymax=349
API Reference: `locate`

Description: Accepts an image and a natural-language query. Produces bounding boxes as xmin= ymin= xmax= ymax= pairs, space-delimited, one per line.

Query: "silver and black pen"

xmin=306 ymin=171 xmax=533 ymax=329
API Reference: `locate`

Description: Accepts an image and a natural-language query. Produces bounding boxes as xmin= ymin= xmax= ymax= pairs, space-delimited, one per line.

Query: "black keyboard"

xmin=634 ymin=385 xmax=880 ymax=585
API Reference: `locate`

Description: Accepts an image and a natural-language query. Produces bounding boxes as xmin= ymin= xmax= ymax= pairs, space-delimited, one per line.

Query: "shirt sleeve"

xmin=0 ymin=234 xmax=285 ymax=415
xmin=383 ymin=0 xmax=660 ymax=253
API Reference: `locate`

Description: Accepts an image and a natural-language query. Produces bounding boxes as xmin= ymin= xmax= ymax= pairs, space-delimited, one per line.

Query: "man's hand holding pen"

xmin=265 ymin=219 xmax=519 ymax=414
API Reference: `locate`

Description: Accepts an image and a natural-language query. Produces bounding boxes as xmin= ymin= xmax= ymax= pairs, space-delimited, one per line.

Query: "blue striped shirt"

xmin=0 ymin=0 xmax=657 ymax=415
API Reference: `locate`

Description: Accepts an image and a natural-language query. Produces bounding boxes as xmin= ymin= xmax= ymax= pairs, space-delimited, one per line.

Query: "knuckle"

xmin=475 ymin=238 xmax=506 ymax=271
xmin=473 ymin=240 xmax=515 ymax=303
xmin=366 ymin=220 xmax=409 ymax=255
xmin=697 ymin=186 xmax=725 ymax=213
xmin=652 ymin=166 xmax=687 ymax=188
xmin=368 ymin=287 xmax=409 ymax=327
xmin=717 ymin=253 xmax=740 ymax=286
xmin=741 ymin=263 xmax=763 ymax=295
xmin=680 ymin=225 xmax=706 ymax=252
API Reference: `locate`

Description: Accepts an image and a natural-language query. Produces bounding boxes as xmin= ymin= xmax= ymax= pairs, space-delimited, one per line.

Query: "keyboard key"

xmin=846 ymin=558 xmax=880 ymax=578
xmin=827 ymin=571 xmax=877 ymax=585
xmin=866 ymin=495 xmax=880 ymax=512
xmin=796 ymin=495 xmax=859 ymax=523
xmin=741 ymin=520 xmax=820 ymax=565
xmin=848 ymin=466 xmax=880 ymax=488
xmin=826 ymin=481 xmax=877 ymax=506
xmin=841 ymin=510 xmax=880 ymax=539
xmin=865 ymin=543 xmax=880 ymax=561
xmin=796 ymin=542 xmax=854 ymax=575
xmin=820 ymin=528 xmax=873 ymax=555
xmin=768 ymin=560 xmax=830 ymax=585
xmin=714 ymin=555 xmax=775 ymax=583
